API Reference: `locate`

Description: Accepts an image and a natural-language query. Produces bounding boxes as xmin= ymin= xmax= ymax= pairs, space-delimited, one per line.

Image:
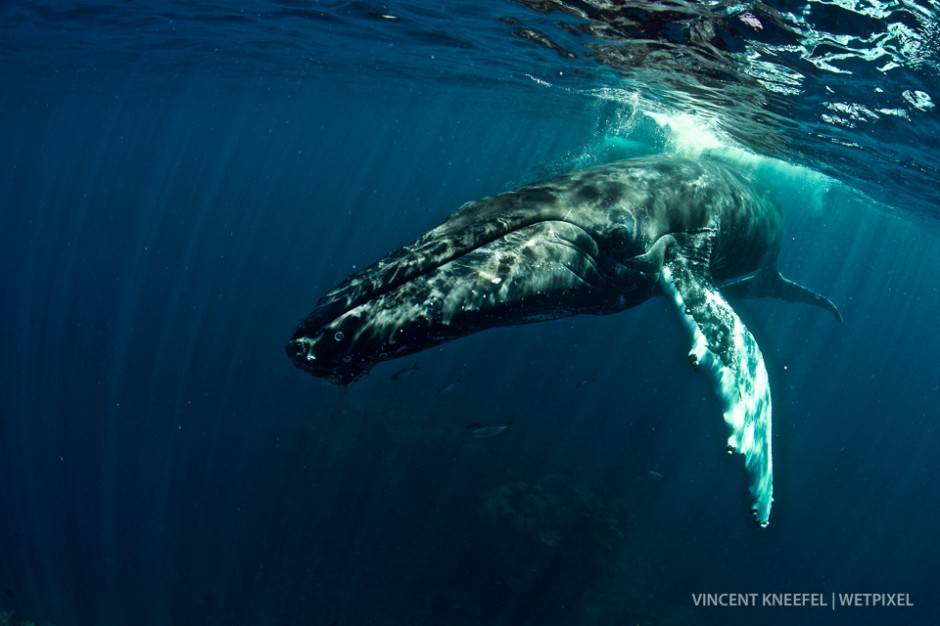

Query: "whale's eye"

xmin=334 ymin=331 xmax=344 ymax=342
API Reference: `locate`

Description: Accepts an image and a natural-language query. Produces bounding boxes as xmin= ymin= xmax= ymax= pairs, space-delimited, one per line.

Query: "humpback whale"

xmin=286 ymin=155 xmax=841 ymax=526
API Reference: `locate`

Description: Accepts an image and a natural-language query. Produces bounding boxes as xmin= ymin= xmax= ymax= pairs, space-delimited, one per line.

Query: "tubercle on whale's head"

xmin=286 ymin=332 xmax=371 ymax=386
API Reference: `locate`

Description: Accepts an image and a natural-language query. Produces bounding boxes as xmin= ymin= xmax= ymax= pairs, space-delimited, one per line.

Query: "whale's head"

xmin=285 ymin=167 xmax=680 ymax=384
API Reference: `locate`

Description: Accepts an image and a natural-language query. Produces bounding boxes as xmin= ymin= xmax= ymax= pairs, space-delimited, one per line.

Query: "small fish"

xmin=648 ymin=470 xmax=664 ymax=479
xmin=575 ymin=378 xmax=595 ymax=388
xmin=438 ymin=376 xmax=462 ymax=394
xmin=390 ymin=362 xmax=419 ymax=381
xmin=466 ymin=419 xmax=512 ymax=438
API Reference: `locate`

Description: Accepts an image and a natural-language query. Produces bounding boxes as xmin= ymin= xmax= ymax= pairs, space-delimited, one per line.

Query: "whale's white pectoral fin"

xmin=660 ymin=228 xmax=773 ymax=527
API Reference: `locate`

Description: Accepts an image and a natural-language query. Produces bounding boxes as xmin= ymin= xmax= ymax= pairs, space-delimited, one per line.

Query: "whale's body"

xmin=286 ymin=155 xmax=840 ymax=526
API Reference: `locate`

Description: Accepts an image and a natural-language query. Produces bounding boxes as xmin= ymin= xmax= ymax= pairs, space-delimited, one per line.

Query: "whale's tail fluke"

xmin=720 ymin=268 xmax=843 ymax=323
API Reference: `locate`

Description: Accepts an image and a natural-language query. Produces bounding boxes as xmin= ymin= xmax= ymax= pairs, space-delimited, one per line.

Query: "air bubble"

xmin=334 ymin=331 xmax=344 ymax=342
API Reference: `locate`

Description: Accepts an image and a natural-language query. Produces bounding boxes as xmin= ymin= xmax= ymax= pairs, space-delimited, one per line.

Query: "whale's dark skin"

xmin=286 ymin=155 xmax=841 ymax=526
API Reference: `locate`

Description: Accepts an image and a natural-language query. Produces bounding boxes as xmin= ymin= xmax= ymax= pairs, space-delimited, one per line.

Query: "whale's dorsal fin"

xmin=660 ymin=228 xmax=774 ymax=527
xmin=720 ymin=268 xmax=843 ymax=323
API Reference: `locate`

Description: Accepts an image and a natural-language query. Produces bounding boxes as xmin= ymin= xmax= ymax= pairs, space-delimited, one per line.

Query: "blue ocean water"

xmin=1 ymin=1 xmax=938 ymax=625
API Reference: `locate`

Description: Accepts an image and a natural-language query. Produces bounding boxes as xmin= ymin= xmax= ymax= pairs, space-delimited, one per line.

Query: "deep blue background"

xmin=2 ymin=5 xmax=939 ymax=625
